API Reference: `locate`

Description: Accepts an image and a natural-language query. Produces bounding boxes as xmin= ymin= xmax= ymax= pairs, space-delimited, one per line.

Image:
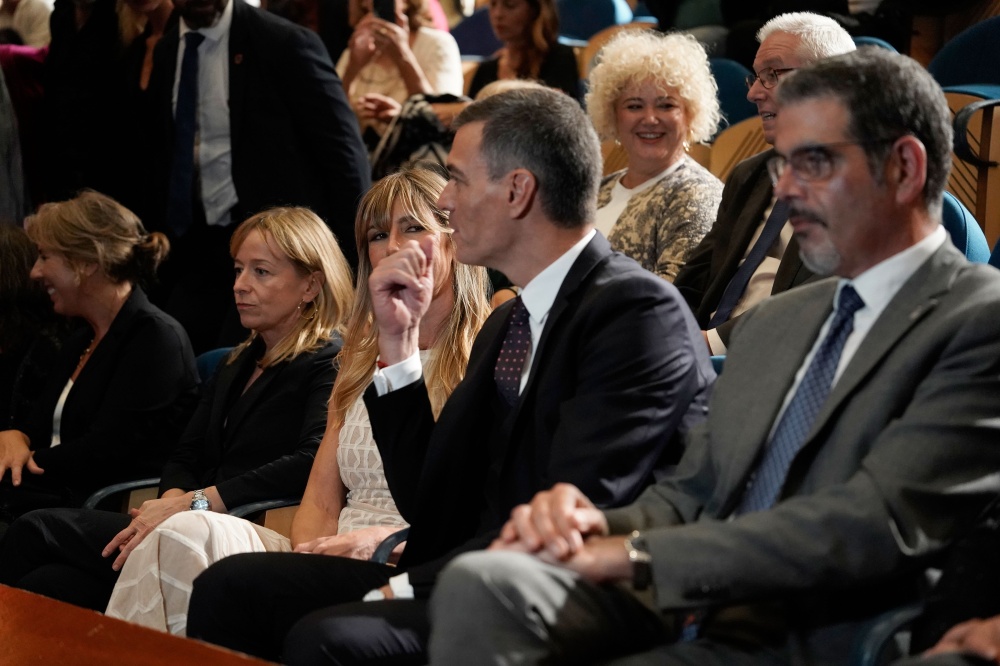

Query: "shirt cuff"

xmin=706 ymin=328 xmax=727 ymax=355
xmin=362 ymin=573 xmax=414 ymax=602
xmin=372 ymin=353 xmax=422 ymax=395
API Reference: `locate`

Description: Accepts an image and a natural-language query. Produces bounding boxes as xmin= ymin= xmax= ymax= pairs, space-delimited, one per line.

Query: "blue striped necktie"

xmin=736 ymin=284 xmax=865 ymax=514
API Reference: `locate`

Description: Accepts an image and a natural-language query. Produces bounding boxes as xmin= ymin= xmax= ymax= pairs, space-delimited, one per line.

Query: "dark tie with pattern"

xmin=708 ymin=199 xmax=790 ymax=328
xmin=166 ymin=31 xmax=206 ymax=239
xmin=735 ymin=284 xmax=865 ymax=514
xmin=494 ymin=297 xmax=530 ymax=406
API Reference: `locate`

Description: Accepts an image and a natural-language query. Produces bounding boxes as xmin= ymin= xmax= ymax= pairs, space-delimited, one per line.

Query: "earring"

xmin=299 ymin=300 xmax=317 ymax=321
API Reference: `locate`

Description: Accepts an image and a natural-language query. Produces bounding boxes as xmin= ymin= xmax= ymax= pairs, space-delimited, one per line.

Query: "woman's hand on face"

xmin=358 ymin=93 xmax=402 ymax=121
xmin=362 ymin=15 xmax=410 ymax=62
xmin=293 ymin=525 xmax=405 ymax=561
xmin=101 ymin=494 xmax=191 ymax=571
xmin=348 ymin=21 xmax=379 ymax=68
xmin=369 ymin=234 xmax=437 ymax=364
xmin=0 ymin=430 xmax=42 ymax=485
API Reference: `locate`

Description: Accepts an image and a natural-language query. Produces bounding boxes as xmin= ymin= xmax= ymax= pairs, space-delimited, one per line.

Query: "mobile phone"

xmin=373 ymin=0 xmax=395 ymax=20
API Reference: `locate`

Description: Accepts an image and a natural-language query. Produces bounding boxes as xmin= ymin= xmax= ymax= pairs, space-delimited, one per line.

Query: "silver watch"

xmin=190 ymin=489 xmax=211 ymax=511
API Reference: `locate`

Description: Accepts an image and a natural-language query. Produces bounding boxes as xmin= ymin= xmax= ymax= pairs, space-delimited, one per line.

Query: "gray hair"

xmin=453 ymin=88 xmax=601 ymax=228
xmin=758 ymin=12 xmax=856 ymax=63
xmin=775 ymin=47 xmax=953 ymax=217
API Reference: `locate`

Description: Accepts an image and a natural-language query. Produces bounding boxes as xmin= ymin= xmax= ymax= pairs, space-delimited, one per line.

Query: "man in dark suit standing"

xmin=673 ymin=11 xmax=854 ymax=354
xmin=185 ymin=87 xmax=715 ymax=663
xmin=428 ymin=48 xmax=1000 ymax=666
xmin=141 ymin=0 xmax=369 ymax=352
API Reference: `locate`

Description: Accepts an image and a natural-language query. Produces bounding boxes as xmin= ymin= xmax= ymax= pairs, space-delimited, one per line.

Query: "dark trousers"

xmin=187 ymin=551 xmax=429 ymax=664
xmin=0 ymin=508 xmax=129 ymax=611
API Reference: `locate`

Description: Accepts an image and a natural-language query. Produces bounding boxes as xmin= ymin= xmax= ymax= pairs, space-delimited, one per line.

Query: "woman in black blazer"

xmin=0 ymin=206 xmax=354 ymax=612
xmin=0 ymin=191 xmax=198 ymax=522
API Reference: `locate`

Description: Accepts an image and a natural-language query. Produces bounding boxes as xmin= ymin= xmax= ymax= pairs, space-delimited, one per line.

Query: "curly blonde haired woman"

xmin=588 ymin=30 xmax=724 ymax=282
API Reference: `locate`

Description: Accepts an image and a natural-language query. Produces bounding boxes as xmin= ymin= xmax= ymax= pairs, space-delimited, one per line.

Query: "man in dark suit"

xmin=428 ymin=48 xmax=1000 ymax=666
xmin=139 ymin=0 xmax=370 ymax=352
xmin=184 ymin=87 xmax=715 ymax=663
xmin=673 ymin=11 xmax=855 ymax=353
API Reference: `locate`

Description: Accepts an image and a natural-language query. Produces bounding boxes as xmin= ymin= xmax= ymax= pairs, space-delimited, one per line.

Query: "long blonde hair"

xmin=228 ymin=207 xmax=354 ymax=368
xmin=330 ymin=167 xmax=490 ymax=427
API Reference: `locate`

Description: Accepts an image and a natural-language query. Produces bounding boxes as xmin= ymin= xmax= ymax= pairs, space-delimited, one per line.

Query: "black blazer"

xmin=141 ymin=0 xmax=370 ymax=266
xmin=159 ymin=336 xmax=340 ymax=509
xmin=673 ymin=149 xmax=815 ymax=344
xmin=365 ymin=233 xmax=715 ymax=595
xmin=20 ymin=288 xmax=199 ymax=503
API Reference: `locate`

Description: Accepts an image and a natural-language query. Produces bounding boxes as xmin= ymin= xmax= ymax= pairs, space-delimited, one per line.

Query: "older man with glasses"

xmin=673 ymin=11 xmax=855 ymax=355
xmin=427 ymin=47 xmax=1000 ymax=666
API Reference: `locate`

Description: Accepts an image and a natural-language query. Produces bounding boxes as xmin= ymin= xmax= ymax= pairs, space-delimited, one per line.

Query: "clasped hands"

xmin=489 ymin=483 xmax=634 ymax=585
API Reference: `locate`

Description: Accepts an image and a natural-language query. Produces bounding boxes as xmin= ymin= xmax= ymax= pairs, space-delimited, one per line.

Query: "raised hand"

xmin=369 ymin=234 xmax=437 ymax=365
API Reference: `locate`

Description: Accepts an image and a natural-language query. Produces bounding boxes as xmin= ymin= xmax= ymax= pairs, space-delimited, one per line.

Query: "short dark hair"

xmin=453 ymin=88 xmax=601 ymax=228
xmin=775 ymin=47 xmax=953 ymax=215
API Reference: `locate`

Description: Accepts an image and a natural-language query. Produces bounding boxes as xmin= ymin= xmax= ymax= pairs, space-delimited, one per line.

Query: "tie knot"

xmin=836 ymin=284 xmax=865 ymax=319
xmin=185 ymin=31 xmax=206 ymax=48
xmin=508 ymin=296 xmax=529 ymax=326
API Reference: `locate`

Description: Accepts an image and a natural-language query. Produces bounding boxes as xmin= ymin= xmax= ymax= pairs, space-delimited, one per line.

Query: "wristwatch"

xmin=190 ymin=489 xmax=211 ymax=511
xmin=624 ymin=530 xmax=653 ymax=591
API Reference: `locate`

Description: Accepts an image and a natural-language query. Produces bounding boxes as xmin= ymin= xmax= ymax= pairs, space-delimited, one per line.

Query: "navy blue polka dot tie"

xmin=494 ymin=296 xmax=530 ymax=406
xmin=736 ymin=284 xmax=865 ymax=514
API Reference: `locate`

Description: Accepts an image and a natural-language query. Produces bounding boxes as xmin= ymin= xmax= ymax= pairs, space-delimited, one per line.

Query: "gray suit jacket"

xmin=606 ymin=242 xmax=1000 ymax=663
xmin=673 ymin=150 xmax=815 ymax=344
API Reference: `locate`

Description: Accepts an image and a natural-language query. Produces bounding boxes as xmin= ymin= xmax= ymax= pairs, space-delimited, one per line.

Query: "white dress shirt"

xmin=175 ymin=0 xmax=239 ymax=227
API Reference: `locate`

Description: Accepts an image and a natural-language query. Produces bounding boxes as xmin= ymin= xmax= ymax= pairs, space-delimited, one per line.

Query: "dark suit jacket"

xmin=365 ymin=233 xmax=715 ymax=596
xmin=142 ymin=0 xmax=370 ymax=266
xmin=673 ymin=149 xmax=815 ymax=344
xmin=159 ymin=336 xmax=340 ymax=509
xmin=605 ymin=242 xmax=1000 ymax=664
xmin=18 ymin=288 xmax=199 ymax=503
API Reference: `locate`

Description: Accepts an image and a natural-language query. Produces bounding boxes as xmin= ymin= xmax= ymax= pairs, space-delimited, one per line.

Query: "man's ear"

xmin=889 ymin=135 xmax=928 ymax=207
xmin=507 ymin=169 xmax=537 ymax=219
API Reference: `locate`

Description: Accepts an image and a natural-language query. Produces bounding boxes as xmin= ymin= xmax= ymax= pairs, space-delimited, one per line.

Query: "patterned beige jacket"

xmin=599 ymin=156 xmax=723 ymax=282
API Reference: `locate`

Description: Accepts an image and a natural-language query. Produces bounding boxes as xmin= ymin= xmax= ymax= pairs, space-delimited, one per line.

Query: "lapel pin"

xmin=234 ymin=53 xmax=243 ymax=65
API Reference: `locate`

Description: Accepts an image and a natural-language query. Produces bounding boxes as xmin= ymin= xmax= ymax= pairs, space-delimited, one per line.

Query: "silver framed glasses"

xmin=745 ymin=67 xmax=796 ymax=90
xmin=767 ymin=138 xmax=900 ymax=185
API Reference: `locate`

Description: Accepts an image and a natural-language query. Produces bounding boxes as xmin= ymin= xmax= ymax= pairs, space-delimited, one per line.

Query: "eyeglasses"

xmin=766 ymin=138 xmax=900 ymax=186
xmin=745 ymin=67 xmax=796 ymax=90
